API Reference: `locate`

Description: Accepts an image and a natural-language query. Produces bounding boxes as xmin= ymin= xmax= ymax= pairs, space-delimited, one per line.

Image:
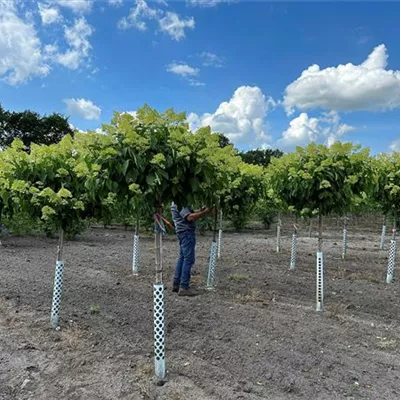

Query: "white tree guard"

xmin=50 ymin=260 xmax=65 ymax=328
xmin=289 ymin=233 xmax=297 ymax=270
xmin=342 ymin=228 xmax=348 ymax=259
xmin=132 ymin=234 xmax=140 ymax=275
xmin=217 ymin=229 xmax=223 ymax=259
xmin=386 ymin=239 xmax=397 ymax=284
xmin=380 ymin=224 xmax=387 ymax=250
xmin=276 ymin=223 xmax=281 ymax=253
xmin=316 ymin=252 xmax=324 ymax=312
xmin=207 ymin=241 xmax=217 ymax=289
xmin=153 ymin=283 xmax=165 ymax=380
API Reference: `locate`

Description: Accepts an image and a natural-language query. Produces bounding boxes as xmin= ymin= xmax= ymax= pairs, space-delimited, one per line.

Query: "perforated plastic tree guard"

xmin=342 ymin=228 xmax=348 ymax=259
xmin=380 ymin=224 xmax=387 ymax=250
xmin=132 ymin=234 xmax=140 ymax=275
xmin=217 ymin=229 xmax=222 ymax=259
xmin=50 ymin=260 xmax=64 ymax=328
xmin=207 ymin=241 xmax=217 ymax=289
xmin=153 ymin=283 xmax=165 ymax=379
xmin=289 ymin=233 xmax=297 ymax=270
xmin=386 ymin=239 xmax=397 ymax=284
xmin=316 ymin=252 xmax=324 ymax=312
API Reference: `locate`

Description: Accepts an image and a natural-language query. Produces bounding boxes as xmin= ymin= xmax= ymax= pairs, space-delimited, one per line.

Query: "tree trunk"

xmin=135 ymin=209 xmax=140 ymax=236
xmin=213 ymin=207 xmax=218 ymax=242
xmin=155 ymin=206 xmax=163 ymax=284
xmin=318 ymin=213 xmax=323 ymax=253
xmin=342 ymin=216 xmax=348 ymax=259
xmin=392 ymin=212 xmax=397 ymax=241
xmin=57 ymin=227 xmax=64 ymax=262
xmin=276 ymin=212 xmax=282 ymax=253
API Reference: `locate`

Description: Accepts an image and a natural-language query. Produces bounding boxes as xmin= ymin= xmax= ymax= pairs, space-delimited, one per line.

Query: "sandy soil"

xmin=1 ymin=221 xmax=400 ymax=399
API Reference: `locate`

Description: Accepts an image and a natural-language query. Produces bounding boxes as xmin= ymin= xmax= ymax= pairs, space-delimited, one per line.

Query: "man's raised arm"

xmin=186 ymin=208 xmax=212 ymax=221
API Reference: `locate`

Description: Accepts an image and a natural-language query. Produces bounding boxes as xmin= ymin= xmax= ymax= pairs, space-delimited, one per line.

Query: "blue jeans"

xmin=174 ymin=231 xmax=196 ymax=289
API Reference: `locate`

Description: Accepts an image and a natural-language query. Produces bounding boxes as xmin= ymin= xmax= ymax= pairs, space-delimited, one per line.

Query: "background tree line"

xmin=0 ymin=103 xmax=73 ymax=149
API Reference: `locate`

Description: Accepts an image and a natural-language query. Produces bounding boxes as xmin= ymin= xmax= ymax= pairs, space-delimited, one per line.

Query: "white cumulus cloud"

xmin=278 ymin=111 xmax=355 ymax=150
xmin=64 ymin=98 xmax=101 ymax=120
xmin=284 ymin=44 xmax=400 ymax=114
xmin=108 ymin=0 xmax=123 ymax=5
xmin=118 ymin=0 xmax=161 ymax=31
xmin=56 ymin=17 xmax=94 ymax=70
xmin=54 ymin=0 xmax=93 ymax=14
xmin=187 ymin=0 xmax=231 ymax=7
xmin=159 ymin=11 xmax=195 ymax=41
xmin=167 ymin=62 xmax=204 ymax=86
xmin=199 ymin=52 xmax=224 ymax=67
xmin=167 ymin=63 xmax=198 ymax=77
xmin=188 ymin=79 xmax=205 ymax=87
xmin=38 ymin=3 xmax=62 ymax=25
xmin=389 ymin=139 xmax=400 ymax=153
xmin=0 ymin=3 xmax=50 ymax=85
xmin=188 ymin=86 xmax=274 ymax=146
xmin=118 ymin=1 xmax=195 ymax=41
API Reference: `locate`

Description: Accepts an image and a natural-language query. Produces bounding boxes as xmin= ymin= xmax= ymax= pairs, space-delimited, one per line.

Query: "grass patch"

xmin=376 ymin=335 xmax=397 ymax=350
xmin=138 ymin=362 xmax=153 ymax=376
xmin=327 ymin=302 xmax=350 ymax=318
xmin=347 ymin=271 xmax=381 ymax=284
xmin=90 ymin=304 xmax=101 ymax=314
xmin=236 ymin=289 xmax=263 ymax=304
xmin=229 ymin=274 xmax=249 ymax=282
xmin=61 ymin=323 xmax=84 ymax=349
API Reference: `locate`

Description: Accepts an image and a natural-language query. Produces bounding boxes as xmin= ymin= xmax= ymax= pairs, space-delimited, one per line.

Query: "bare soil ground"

xmin=1 ymin=221 xmax=400 ymax=399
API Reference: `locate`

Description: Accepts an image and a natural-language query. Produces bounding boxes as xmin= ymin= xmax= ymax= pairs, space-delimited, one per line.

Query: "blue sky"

xmin=1 ymin=0 xmax=400 ymax=153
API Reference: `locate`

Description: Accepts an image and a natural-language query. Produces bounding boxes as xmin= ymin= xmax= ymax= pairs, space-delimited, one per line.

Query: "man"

xmin=171 ymin=203 xmax=212 ymax=296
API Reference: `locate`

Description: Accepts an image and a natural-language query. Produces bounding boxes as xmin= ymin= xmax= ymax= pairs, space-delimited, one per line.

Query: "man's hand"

xmin=186 ymin=207 xmax=212 ymax=221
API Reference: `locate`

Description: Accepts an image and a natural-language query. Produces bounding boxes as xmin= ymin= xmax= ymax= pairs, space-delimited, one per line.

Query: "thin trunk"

xmin=380 ymin=214 xmax=387 ymax=250
xmin=343 ymin=216 xmax=348 ymax=231
xmin=276 ymin=212 xmax=282 ymax=253
xmin=342 ymin=216 xmax=348 ymax=259
xmin=218 ymin=210 xmax=223 ymax=230
xmin=57 ymin=228 xmax=64 ymax=261
xmin=392 ymin=212 xmax=397 ymax=241
xmin=155 ymin=206 xmax=163 ymax=284
xmin=318 ymin=213 xmax=323 ymax=252
xmin=213 ymin=207 xmax=218 ymax=242
xmin=308 ymin=218 xmax=312 ymax=238
xmin=135 ymin=210 xmax=140 ymax=235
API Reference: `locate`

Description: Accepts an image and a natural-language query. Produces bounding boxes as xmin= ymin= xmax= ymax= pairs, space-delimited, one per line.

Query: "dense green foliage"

xmin=0 ymin=105 xmax=249 ymax=237
xmin=222 ymin=163 xmax=265 ymax=230
xmin=1 ymin=104 xmax=397 ymax=239
xmin=240 ymin=148 xmax=283 ymax=167
xmin=371 ymin=153 xmax=400 ymax=223
xmin=268 ymin=143 xmax=372 ymax=218
xmin=0 ymin=103 xmax=74 ymax=149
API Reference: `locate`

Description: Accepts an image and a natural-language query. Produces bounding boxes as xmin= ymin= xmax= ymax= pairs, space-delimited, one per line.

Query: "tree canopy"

xmin=240 ymin=148 xmax=283 ymax=168
xmin=0 ymin=103 xmax=73 ymax=149
xmin=268 ymin=143 xmax=372 ymax=218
